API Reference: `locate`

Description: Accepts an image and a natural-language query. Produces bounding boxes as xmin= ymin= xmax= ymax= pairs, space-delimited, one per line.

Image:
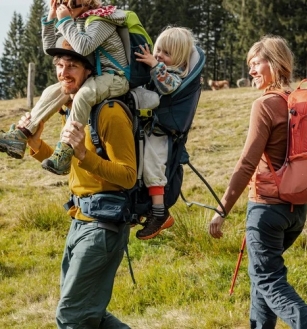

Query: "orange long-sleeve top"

xmin=219 ymin=93 xmax=288 ymax=216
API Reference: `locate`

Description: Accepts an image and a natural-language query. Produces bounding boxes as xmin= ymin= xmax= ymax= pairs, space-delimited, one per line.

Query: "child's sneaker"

xmin=136 ymin=210 xmax=174 ymax=240
xmin=0 ymin=125 xmax=27 ymax=159
xmin=41 ymin=142 xmax=73 ymax=175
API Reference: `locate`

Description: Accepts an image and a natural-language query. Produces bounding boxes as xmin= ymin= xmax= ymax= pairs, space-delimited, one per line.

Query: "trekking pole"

xmin=229 ymin=235 xmax=246 ymax=296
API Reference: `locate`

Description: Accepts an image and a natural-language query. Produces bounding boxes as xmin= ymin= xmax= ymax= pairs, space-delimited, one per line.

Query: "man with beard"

xmin=19 ymin=38 xmax=136 ymax=328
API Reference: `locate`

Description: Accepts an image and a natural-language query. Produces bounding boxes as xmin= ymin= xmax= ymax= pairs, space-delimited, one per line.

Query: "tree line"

xmin=1 ymin=0 xmax=307 ymax=100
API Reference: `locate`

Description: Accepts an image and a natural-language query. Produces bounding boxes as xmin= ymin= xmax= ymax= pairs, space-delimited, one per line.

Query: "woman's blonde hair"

xmin=153 ymin=26 xmax=195 ymax=78
xmin=246 ymin=35 xmax=294 ymax=91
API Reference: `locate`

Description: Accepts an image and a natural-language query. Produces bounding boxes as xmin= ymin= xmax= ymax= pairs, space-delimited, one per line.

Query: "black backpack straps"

xmin=164 ymin=134 xmax=173 ymax=181
xmin=89 ymin=99 xmax=134 ymax=160
xmin=163 ymin=132 xmax=187 ymax=199
xmin=89 ymin=100 xmax=110 ymax=160
xmin=168 ymin=133 xmax=188 ymax=180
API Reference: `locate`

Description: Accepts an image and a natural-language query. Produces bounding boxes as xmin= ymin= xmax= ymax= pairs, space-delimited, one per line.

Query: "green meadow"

xmin=0 ymin=87 xmax=306 ymax=328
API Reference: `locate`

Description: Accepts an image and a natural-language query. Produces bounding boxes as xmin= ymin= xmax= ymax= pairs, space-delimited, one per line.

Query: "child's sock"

xmin=152 ymin=204 xmax=165 ymax=220
xmin=18 ymin=126 xmax=32 ymax=138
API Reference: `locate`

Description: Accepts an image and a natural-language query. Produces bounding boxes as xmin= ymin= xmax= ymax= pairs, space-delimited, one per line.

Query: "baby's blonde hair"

xmin=153 ymin=26 xmax=195 ymax=78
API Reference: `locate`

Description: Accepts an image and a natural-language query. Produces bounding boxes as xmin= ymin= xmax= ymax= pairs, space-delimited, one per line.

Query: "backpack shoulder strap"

xmin=85 ymin=15 xmax=103 ymax=27
xmin=84 ymin=11 xmax=126 ymax=27
xmin=89 ymin=99 xmax=134 ymax=160
xmin=261 ymin=90 xmax=290 ymax=178
xmin=294 ymin=78 xmax=307 ymax=90
xmin=89 ymin=100 xmax=110 ymax=160
xmin=264 ymin=90 xmax=290 ymax=103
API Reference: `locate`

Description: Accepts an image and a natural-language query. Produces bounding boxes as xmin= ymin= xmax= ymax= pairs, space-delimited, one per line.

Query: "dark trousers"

xmin=246 ymin=201 xmax=307 ymax=329
xmin=56 ymin=219 xmax=131 ymax=329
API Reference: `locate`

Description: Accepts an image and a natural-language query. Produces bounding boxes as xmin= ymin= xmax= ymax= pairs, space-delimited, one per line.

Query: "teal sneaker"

xmin=0 ymin=124 xmax=27 ymax=159
xmin=41 ymin=142 xmax=73 ymax=175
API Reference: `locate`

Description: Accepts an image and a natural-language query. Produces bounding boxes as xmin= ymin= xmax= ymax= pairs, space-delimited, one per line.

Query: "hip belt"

xmin=64 ymin=191 xmax=131 ymax=224
xmin=74 ymin=219 xmax=119 ymax=233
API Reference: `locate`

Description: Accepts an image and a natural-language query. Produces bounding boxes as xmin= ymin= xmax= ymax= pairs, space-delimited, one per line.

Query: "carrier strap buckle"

xmin=136 ymin=109 xmax=152 ymax=117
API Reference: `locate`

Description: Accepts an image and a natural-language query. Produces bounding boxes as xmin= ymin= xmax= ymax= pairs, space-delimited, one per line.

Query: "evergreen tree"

xmin=107 ymin=0 xmax=154 ymax=38
xmin=202 ymin=0 xmax=229 ymax=82
xmin=275 ymin=0 xmax=307 ymax=78
xmin=127 ymin=0 xmax=155 ymax=34
xmin=219 ymin=10 xmax=243 ymax=85
xmin=0 ymin=12 xmax=25 ymax=99
xmin=147 ymin=0 xmax=179 ymax=40
xmin=21 ymin=0 xmax=56 ymax=97
xmin=222 ymin=0 xmax=307 ymax=80
xmin=108 ymin=0 xmax=129 ymax=9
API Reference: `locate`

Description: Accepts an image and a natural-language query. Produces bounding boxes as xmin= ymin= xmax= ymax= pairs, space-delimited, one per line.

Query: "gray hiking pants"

xmin=143 ymin=128 xmax=168 ymax=188
xmin=246 ymin=201 xmax=307 ymax=329
xmin=56 ymin=219 xmax=131 ymax=329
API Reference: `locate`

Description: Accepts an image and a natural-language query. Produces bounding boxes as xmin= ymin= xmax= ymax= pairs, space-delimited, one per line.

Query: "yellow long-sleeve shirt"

xmin=31 ymin=101 xmax=137 ymax=221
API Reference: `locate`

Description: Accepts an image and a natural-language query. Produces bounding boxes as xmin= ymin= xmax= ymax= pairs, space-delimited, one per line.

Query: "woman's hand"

xmin=61 ymin=121 xmax=87 ymax=161
xmin=209 ymin=214 xmax=225 ymax=239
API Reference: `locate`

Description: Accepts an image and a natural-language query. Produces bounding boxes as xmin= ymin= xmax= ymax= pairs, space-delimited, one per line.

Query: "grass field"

xmin=0 ymin=87 xmax=306 ymax=328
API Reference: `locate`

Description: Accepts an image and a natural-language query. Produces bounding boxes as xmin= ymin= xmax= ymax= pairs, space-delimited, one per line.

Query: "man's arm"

xmin=62 ymin=103 xmax=137 ymax=190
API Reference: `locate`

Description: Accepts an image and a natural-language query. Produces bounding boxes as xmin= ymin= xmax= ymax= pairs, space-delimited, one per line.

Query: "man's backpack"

xmin=85 ymin=10 xmax=153 ymax=89
xmin=256 ymin=79 xmax=307 ymax=204
xmin=88 ymin=96 xmax=185 ymax=224
xmin=88 ymin=45 xmax=226 ymax=221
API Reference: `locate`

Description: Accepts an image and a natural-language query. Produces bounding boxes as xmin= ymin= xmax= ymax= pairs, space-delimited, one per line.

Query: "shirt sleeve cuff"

xmin=30 ymin=140 xmax=53 ymax=162
xmin=56 ymin=16 xmax=73 ymax=28
xmin=41 ymin=16 xmax=56 ymax=25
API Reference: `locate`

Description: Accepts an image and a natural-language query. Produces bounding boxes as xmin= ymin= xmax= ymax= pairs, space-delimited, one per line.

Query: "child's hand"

xmin=47 ymin=0 xmax=57 ymax=21
xmin=56 ymin=4 xmax=71 ymax=20
xmin=135 ymin=44 xmax=158 ymax=68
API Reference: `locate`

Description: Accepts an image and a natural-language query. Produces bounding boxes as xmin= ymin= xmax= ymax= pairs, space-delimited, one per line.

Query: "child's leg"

xmin=0 ymin=82 xmax=68 ymax=159
xmin=64 ymin=74 xmax=128 ymax=128
xmin=41 ymin=77 xmax=109 ymax=175
xmin=106 ymin=74 xmax=129 ymax=98
xmin=41 ymin=79 xmax=99 ymax=176
xmin=150 ymin=188 xmax=165 ymax=218
xmin=65 ymin=77 xmax=100 ymax=127
xmin=136 ymin=133 xmax=174 ymax=240
xmin=143 ymin=132 xmax=168 ymax=188
xmin=41 ymin=75 xmax=128 ymax=176
xmin=26 ymin=82 xmax=69 ymax=135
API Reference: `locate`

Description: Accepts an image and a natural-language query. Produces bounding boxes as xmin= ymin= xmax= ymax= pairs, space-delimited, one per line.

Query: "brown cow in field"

xmin=208 ymin=79 xmax=229 ymax=90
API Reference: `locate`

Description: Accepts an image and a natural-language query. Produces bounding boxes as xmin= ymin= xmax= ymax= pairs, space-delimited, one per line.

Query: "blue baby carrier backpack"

xmin=89 ymin=45 xmax=226 ymax=224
